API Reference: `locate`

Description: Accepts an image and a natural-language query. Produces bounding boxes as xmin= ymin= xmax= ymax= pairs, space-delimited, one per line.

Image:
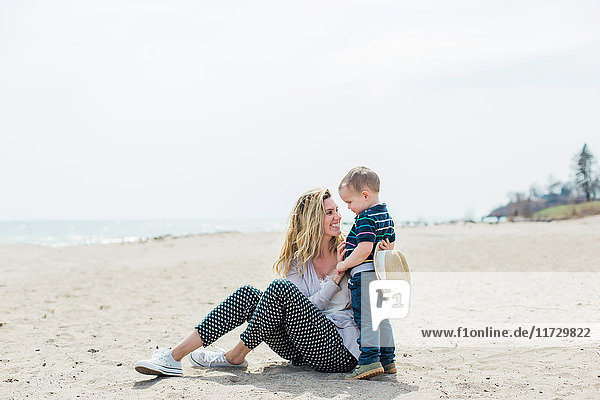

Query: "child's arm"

xmin=336 ymin=241 xmax=373 ymax=274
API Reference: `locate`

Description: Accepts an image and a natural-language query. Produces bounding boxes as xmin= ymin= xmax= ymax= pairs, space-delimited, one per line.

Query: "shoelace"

xmin=204 ymin=345 xmax=229 ymax=367
xmin=153 ymin=348 xmax=171 ymax=360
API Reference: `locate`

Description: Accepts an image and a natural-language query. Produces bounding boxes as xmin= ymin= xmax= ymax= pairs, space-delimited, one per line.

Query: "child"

xmin=336 ymin=166 xmax=396 ymax=380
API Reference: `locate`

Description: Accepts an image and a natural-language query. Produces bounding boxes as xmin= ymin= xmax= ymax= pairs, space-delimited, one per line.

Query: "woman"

xmin=134 ymin=188 xmax=360 ymax=376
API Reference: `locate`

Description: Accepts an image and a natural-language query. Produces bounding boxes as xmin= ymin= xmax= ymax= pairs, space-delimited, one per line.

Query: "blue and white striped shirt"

xmin=344 ymin=203 xmax=395 ymax=265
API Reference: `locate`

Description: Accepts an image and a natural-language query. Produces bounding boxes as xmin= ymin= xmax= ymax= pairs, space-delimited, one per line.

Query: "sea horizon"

xmin=0 ymin=216 xmax=480 ymax=247
xmin=0 ymin=218 xmax=289 ymax=247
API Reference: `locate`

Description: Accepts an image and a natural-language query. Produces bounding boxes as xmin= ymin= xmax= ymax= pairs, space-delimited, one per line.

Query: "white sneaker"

xmin=134 ymin=348 xmax=183 ymax=377
xmin=188 ymin=346 xmax=248 ymax=368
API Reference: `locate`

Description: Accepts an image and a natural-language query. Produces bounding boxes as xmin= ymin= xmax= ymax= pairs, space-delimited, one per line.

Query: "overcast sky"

xmin=1 ymin=0 xmax=599 ymax=222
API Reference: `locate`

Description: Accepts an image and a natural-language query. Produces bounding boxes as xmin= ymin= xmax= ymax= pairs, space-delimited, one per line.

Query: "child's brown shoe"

xmin=382 ymin=362 xmax=397 ymax=374
xmin=344 ymin=362 xmax=384 ymax=379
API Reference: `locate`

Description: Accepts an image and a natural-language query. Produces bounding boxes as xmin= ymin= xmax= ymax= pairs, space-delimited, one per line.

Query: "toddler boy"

xmin=336 ymin=166 xmax=396 ymax=379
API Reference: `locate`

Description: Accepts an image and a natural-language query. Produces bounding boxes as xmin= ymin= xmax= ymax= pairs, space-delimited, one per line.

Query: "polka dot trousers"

xmin=195 ymin=278 xmax=358 ymax=373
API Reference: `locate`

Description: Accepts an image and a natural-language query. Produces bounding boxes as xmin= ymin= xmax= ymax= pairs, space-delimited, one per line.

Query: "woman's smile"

xmin=323 ymin=197 xmax=342 ymax=236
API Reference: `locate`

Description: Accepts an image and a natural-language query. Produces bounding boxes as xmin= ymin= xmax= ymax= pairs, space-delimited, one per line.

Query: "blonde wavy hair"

xmin=273 ymin=187 xmax=344 ymax=277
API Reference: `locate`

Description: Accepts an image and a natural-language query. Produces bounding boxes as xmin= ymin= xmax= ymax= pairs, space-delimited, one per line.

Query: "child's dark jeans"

xmin=348 ymin=271 xmax=396 ymax=366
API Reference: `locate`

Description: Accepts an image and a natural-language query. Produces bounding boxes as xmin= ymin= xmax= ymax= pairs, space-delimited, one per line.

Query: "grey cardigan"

xmin=285 ymin=258 xmax=360 ymax=360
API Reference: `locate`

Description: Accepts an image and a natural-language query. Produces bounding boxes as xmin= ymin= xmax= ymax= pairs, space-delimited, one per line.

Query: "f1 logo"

xmin=375 ymin=288 xmax=404 ymax=308
xmin=369 ymin=280 xmax=410 ymax=331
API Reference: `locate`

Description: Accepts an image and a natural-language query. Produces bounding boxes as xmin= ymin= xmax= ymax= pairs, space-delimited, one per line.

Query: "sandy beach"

xmin=1 ymin=217 xmax=599 ymax=399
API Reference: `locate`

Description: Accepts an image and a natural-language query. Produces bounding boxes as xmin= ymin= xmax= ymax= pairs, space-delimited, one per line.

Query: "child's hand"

xmin=336 ymin=241 xmax=347 ymax=263
xmin=377 ymin=238 xmax=394 ymax=250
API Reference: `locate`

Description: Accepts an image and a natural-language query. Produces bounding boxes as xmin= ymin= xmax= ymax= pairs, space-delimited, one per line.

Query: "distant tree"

xmin=573 ymin=144 xmax=599 ymax=201
xmin=507 ymin=191 xmax=526 ymax=204
xmin=528 ymin=183 xmax=542 ymax=200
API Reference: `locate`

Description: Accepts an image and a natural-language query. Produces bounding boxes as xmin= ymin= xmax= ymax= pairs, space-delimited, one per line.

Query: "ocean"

xmin=0 ymin=219 xmax=287 ymax=247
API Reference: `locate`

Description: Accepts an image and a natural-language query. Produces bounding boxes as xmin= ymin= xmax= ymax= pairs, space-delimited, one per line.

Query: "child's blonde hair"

xmin=273 ymin=187 xmax=344 ymax=277
xmin=338 ymin=166 xmax=380 ymax=193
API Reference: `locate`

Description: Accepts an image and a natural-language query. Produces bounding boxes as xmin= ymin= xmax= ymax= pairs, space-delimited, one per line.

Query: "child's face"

xmin=339 ymin=186 xmax=372 ymax=215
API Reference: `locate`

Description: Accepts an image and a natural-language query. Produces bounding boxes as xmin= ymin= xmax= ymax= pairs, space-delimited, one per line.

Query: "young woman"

xmin=134 ymin=188 xmax=361 ymax=376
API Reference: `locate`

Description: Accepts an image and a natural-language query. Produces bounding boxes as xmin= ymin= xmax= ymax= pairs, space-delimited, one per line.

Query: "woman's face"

xmin=322 ymin=197 xmax=342 ymax=237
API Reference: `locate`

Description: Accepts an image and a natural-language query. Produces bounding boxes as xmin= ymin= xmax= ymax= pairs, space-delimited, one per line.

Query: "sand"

xmin=1 ymin=217 xmax=599 ymax=399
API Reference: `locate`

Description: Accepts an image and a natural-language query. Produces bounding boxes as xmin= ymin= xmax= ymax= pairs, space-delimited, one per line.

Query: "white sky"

xmin=1 ymin=0 xmax=599 ymax=222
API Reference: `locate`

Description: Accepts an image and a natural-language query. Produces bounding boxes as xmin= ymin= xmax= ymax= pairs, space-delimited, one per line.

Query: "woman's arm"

xmin=286 ymin=264 xmax=341 ymax=310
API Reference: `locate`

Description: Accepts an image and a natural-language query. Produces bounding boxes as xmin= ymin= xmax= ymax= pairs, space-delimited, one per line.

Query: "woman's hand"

xmin=333 ymin=242 xmax=347 ymax=286
xmin=332 ymin=271 xmax=344 ymax=285
xmin=377 ymin=238 xmax=394 ymax=250
xmin=336 ymin=241 xmax=347 ymax=262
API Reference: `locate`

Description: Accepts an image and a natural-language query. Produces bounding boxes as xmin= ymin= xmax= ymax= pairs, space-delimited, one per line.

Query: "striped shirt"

xmin=344 ymin=203 xmax=395 ymax=266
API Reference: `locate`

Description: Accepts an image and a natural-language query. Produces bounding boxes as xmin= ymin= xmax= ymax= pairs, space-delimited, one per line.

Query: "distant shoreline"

xmin=4 ymin=215 xmax=599 ymax=248
xmin=0 ymin=219 xmax=286 ymax=247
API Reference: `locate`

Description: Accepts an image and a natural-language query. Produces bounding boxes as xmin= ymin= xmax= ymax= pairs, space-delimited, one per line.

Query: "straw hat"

xmin=373 ymin=245 xmax=411 ymax=283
